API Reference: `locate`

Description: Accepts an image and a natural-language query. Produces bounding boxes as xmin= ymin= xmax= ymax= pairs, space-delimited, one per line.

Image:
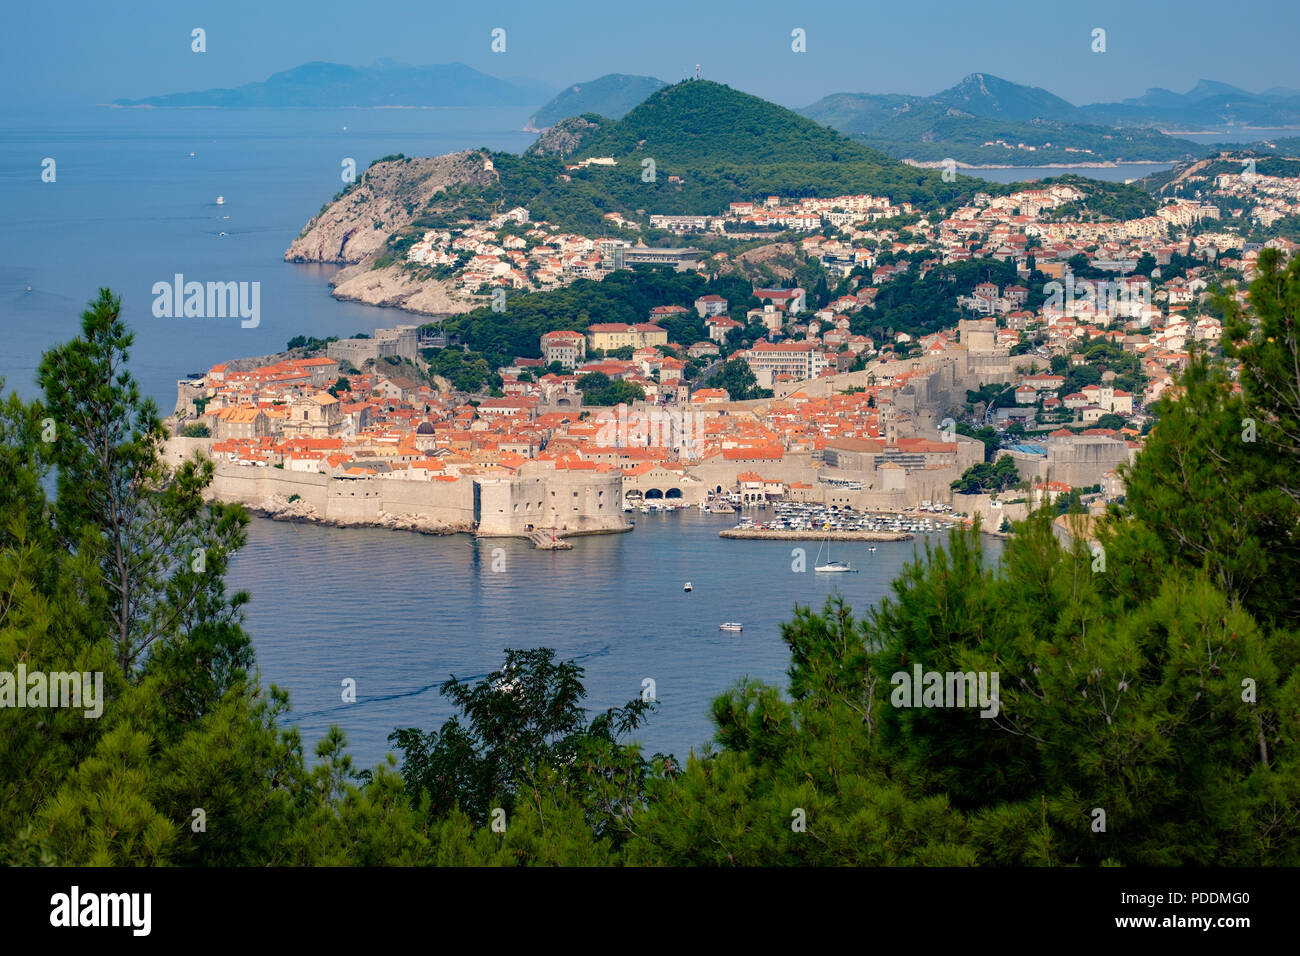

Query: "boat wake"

xmin=293 ymin=642 xmax=614 ymax=720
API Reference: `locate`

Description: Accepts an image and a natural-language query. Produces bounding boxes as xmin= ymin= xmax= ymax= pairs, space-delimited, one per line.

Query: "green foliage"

xmin=388 ymin=648 xmax=666 ymax=854
xmin=865 ymin=258 xmax=1020 ymax=339
xmin=955 ymin=422 xmax=999 ymax=461
xmin=966 ymin=382 xmax=1017 ymax=412
xmin=286 ymin=335 xmax=338 ymax=352
xmin=36 ymin=291 xmax=250 ymax=676
xmin=1040 ymin=176 xmax=1158 ymax=221
xmin=2 ymin=291 xmax=312 ymax=865
xmin=951 ymin=454 xmax=1020 ymax=494
xmin=623 ymin=506 xmax=1300 ymax=865
xmin=424 ymin=348 xmax=499 ymax=394
xmin=709 ymin=358 xmax=770 ymax=400
xmin=439 ymin=267 xmax=749 ymax=370
xmin=1220 ymin=247 xmax=1300 ymax=510
xmin=576 ymin=372 xmax=645 ymax=407
xmin=180 ymin=423 xmax=211 ymax=438
xmin=1117 ymin=251 xmax=1300 ymax=627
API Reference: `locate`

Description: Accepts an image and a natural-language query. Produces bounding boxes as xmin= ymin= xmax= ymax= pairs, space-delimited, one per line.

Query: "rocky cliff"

xmin=285 ymin=150 xmax=497 ymax=264
xmin=326 ymin=259 xmax=475 ymax=316
xmin=523 ymin=115 xmax=603 ymax=158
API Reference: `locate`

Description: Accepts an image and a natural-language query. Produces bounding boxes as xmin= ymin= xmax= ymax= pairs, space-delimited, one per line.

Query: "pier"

xmin=720 ymin=528 xmax=912 ymax=542
xmin=527 ymin=530 xmax=574 ymax=550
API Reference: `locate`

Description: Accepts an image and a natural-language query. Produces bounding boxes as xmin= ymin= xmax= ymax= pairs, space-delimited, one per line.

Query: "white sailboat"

xmin=814 ymin=524 xmax=856 ymax=573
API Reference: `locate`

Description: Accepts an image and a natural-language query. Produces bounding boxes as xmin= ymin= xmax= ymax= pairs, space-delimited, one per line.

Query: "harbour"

xmin=228 ymin=507 xmax=1001 ymax=768
xmin=718 ymin=500 xmax=961 ymax=540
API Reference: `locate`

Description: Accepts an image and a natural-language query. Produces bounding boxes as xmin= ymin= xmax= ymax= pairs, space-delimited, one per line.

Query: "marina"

xmin=719 ymin=501 xmax=962 ymax=541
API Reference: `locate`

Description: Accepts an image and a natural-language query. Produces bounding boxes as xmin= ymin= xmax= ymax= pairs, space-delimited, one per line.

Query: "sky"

xmin=5 ymin=0 xmax=1298 ymax=111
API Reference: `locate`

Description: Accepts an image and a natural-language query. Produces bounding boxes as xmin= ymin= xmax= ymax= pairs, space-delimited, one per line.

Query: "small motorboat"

xmin=868 ymin=546 xmax=877 ymax=552
xmin=683 ymin=582 xmax=693 ymax=592
xmin=216 ymin=195 xmax=225 ymax=205
xmin=719 ymin=622 xmax=743 ymax=632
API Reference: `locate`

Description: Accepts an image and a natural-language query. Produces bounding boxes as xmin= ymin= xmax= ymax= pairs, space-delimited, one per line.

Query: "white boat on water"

xmin=816 ymin=560 xmax=855 ymax=573
xmin=814 ymin=525 xmax=857 ymax=573
xmin=683 ymin=582 xmax=693 ymax=592
xmin=719 ymin=622 xmax=743 ymax=632
xmin=216 ymin=195 xmax=224 ymax=205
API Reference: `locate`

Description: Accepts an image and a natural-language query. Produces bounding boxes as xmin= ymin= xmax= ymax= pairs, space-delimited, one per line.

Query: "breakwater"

xmin=720 ymin=528 xmax=913 ymax=542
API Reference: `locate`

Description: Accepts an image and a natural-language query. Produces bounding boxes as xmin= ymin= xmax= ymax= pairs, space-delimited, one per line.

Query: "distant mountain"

xmin=931 ymin=72 xmax=1082 ymax=124
xmin=800 ymin=74 xmax=1203 ymax=166
xmin=1082 ymin=79 xmax=1300 ymax=130
xmin=113 ymin=61 xmax=553 ymax=108
xmin=1120 ymin=79 xmax=1257 ymax=109
xmin=527 ymin=74 xmax=666 ymax=130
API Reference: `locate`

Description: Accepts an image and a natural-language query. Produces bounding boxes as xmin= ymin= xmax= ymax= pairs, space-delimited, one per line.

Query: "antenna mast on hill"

xmin=695 ymin=63 xmax=701 ymax=80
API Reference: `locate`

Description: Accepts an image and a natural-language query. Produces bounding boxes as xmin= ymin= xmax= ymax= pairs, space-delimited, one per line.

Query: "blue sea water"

xmin=0 ymin=106 xmax=534 ymax=406
xmin=232 ymin=509 xmax=997 ymax=766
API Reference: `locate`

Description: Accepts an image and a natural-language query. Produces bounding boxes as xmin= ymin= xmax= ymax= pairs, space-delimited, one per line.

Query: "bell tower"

xmin=882 ymin=403 xmax=898 ymax=448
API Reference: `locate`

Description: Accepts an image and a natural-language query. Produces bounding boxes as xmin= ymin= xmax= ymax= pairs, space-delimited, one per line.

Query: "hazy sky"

xmin=6 ymin=0 xmax=1298 ymax=109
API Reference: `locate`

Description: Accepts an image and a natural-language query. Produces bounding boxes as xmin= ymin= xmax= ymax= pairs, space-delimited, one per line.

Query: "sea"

xmin=972 ymin=164 xmax=1175 ymax=185
xmin=37 ymin=102 xmax=1286 ymax=765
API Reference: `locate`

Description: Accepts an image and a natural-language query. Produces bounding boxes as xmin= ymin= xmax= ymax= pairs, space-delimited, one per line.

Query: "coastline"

xmin=243 ymin=496 xmax=474 ymax=536
xmin=903 ymin=158 xmax=1173 ymax=170
xmin=242 ymin=498 xmax=632 ymax=547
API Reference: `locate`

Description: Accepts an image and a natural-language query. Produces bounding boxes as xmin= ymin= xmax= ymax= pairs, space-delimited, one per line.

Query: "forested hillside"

xmin=410 ymin=81 xmax=980 ymax=237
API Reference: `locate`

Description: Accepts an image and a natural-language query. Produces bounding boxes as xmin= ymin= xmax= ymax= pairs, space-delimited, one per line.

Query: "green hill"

xmin=413 ymin=80 xmax=979 ymax=236
xmin=562 ymin=80 xmax=974 ymax=210
xmin=576 ymin=79 xmax=898 ymax=164
xmin=528 ymin=74 xmax=666 ymax=129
